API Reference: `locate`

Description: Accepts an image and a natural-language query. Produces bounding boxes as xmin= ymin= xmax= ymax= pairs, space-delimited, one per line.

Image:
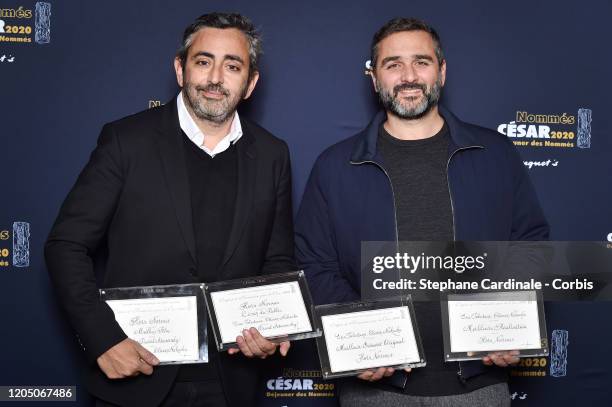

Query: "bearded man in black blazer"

xmin=45 ymin=12 xmax=294 ymax=407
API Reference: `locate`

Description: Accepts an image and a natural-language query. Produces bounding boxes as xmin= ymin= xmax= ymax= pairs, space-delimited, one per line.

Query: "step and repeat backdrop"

xmin=1 ymin=0 xmax=611 ymax=405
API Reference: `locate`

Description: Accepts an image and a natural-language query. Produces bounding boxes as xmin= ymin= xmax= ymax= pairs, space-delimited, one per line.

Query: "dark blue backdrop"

xmin=1 ymin=0 xmax=611 ymax=405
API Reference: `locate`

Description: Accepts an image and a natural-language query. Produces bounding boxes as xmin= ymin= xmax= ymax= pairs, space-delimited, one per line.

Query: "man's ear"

xmin=369 ymin=70 xmax=379 ymax=93
xmin=243 ymin=71 xmax=260 ymax=100
xmin=174 ymin=57 xmax=184 ymax=88
xmin=439 ymin=59 xmax=446 ymax=87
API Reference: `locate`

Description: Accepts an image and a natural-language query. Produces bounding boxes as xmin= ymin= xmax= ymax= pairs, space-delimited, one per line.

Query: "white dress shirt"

xmin=177 ymin=91 xmax=243 ymax=157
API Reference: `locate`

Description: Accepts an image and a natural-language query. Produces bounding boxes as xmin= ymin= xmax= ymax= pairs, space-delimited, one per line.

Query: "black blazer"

xmin=45 ymin=99 xmax=295 ymax=407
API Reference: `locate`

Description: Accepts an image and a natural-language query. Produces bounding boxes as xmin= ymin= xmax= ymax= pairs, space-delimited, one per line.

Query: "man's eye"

xmin=416 ymin=60 xmax=430 ymax=66
xmin=386 ymin=63 xmax=399 ymax=69
xmin=227 ymin=65 xmax=241 ymax=71
xmin=196 ymin=60 xmax=209 ymax=66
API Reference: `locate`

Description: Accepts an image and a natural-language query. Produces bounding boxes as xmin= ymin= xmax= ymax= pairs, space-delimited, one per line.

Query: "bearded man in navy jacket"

xmin=295 ymin=17 xmax=548 ymax=407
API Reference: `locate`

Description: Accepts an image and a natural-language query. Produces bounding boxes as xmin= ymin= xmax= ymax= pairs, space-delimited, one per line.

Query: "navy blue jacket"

xmin=295 ymin=106 xmax=549 ymax=383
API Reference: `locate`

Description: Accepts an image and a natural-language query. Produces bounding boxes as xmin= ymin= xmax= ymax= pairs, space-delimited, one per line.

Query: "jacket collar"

xmin=350 ymin=105 xmax=483 ymax=163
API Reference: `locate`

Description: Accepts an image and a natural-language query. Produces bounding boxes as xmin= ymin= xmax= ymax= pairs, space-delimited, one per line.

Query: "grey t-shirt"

xmin=377 ymin=121 xmax=453 ymax=242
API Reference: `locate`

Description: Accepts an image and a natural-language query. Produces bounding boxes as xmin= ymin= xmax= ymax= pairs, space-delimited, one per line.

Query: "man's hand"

xmin=96 ymin=338 xmax=160 ymax=379
xmin=482 ymin=351 xmax=520 ymax=367
xmin=356 ymin=367 xmax=411 ymax=382
xmin=227 ymin=327 xmax=290 ymax=358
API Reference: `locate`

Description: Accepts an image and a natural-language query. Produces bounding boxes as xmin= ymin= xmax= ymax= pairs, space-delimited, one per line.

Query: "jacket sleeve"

xmin=507 ymin=143 xmax=550 ymax=241
xmin=44 ymin=123 xmax=127 ymax=363
xmin=261 ymin=141 xmax=297 ymax=274
xmin=295 ymin=157 xmax=360 ymax=305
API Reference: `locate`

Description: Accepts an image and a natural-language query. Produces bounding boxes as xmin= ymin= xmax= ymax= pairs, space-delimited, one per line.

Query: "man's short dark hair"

xmin=370 ymin=17 xmax=444 ymax=69
xmin=177 ymin=12 xmax=262 ymax=79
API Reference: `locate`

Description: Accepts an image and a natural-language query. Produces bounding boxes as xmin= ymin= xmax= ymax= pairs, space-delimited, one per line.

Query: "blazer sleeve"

xmin=261 ymin=141 xmax=297 ymax=274
xmin=295 ymin=157 xmax=360 ymax=305
xmin=45 ymin=123 xmax=127 ymax=363
xmin=507 ymin=143 xmax=550 ymax=241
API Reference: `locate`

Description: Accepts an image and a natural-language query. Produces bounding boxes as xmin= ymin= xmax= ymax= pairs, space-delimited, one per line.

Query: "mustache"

xmin=393 ymin=83 xmax=426 ymax=97
xmin=196 ymin=83 xmax=230 ymax=96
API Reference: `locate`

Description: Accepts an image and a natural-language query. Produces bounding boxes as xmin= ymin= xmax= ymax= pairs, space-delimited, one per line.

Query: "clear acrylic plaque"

xmin=203 ymin=271 xmax=321 ymax=351
xmin=100 ymin=283 xmax=208 ymax=365
xmin=314 ymin=296 xmax=426 ymax=379
xmin=441 ymin=290 xmax=548 ymax=361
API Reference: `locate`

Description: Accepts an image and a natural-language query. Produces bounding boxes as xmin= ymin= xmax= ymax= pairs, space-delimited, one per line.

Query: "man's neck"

xmin=182 ymin=93 xmax=234 ymax=150
xmin=383 ymin=106 xmax=444 ymax=140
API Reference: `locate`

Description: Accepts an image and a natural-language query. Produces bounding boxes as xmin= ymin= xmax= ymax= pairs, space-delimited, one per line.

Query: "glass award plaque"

xmin=203 ymin=271 xmax=321 ymax=351
xmin=314 ymin=296 xmax=426 ymax=379
xmin=99 ymin=283 xmax=208 ymax=365
xmin=441 ymin=290 xmax=548 ymax=361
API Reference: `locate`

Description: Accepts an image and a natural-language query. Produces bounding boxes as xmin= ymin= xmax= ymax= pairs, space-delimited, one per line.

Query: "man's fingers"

xmin=404 ymin=368 xmax=412 ymax=373
xmin=357 ymin=370 xmax=374 ymax=380
xmin=502 ymin=351 xmax=520 ymax=365
xmin=96 ymin=338 xmax=158 ymax=379
xmin=369 ymin=367 xmax=387 ymax=381
xmin=279 ymin=341 xmax=291 ymax=357
xmin=484 ymin=351 xmax=520 ymax=367
xmin=134 ymin=343 xmax=160 ymax=366
xmin=358 ymin=367 xmax=396 ymax=381
xmin=242 ymin=329 xmax=264 ymax=357
xmin=236 ymin=335 xmax=254 ymax=357
xmin=249 ymin=328 xmax=277 ymax=356
xmin=489 ymin=353 xmax=508 ymax=367
xmin=97 ymin=358 xmax=121 ymax=380
xmin=228 ymin=347 xmax=241 ymax=355
xmin=138 ymin=359 xmax=154 ymax=376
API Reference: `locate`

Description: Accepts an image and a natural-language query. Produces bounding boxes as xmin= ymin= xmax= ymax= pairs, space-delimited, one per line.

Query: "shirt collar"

xmin=177 ymin=91 xmax=243 ymax=157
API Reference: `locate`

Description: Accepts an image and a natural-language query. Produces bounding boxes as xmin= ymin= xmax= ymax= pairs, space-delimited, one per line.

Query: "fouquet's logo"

xmin=498 ymin=108 xmax=592 ymax=149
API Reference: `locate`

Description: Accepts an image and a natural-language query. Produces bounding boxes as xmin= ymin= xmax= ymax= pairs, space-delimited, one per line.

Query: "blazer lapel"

xmin=154 ymin=100 xmax=197 ymax=265
xmin=220 ymin=128 xmax=257 ymax=269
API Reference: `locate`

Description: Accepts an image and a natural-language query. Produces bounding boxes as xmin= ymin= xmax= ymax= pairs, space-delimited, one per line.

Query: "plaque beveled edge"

xmin=314 ymin=295 xmax=427 ymax=380
xmin=441 ymin=290 xmax=549 ymax=362
xmin=99 ymin=283 xmax=209 ymax=365
xmin=202 ymin=270 xmax=322 ymax=351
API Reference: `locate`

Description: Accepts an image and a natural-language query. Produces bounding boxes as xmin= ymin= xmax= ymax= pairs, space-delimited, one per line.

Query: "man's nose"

xmin=399 ymin=64 xmax=418 ymax=83
xmin=208 ymin=62 xmax=224 ymax=84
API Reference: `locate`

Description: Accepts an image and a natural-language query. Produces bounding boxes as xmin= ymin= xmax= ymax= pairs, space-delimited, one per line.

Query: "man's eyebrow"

xmin=224 ymin=54 xmax=245 ymax=64
xmin=191 ymin=51 xmax=244 ymax=65
xmin=380 ymin=54 xmax=435 ymax=66
xmin=380 ymin=56 xmax=401 ymax=66
xmin=413 ymin=54 xmax=434 ymax=62
xmin=191 ymin=51 xmax=215 ymax=59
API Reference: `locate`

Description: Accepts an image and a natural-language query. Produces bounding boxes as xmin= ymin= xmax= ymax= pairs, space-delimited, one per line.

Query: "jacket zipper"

xmin=446 ymin=146 xmax=484 ymax=240
xmin=350 ymin=160 xmax=399 ymax=249
xmin=446 ymin=145 xmax=483 ymax=381
xmin=351 ymin=159 xmax=406 ymax=388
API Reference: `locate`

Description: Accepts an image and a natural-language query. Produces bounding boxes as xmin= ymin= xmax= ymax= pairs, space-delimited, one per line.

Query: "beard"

xmin=378 ymin=76 xmax=442 ymax=120
xmin=182 ymin=79 xmax=248 ymax=125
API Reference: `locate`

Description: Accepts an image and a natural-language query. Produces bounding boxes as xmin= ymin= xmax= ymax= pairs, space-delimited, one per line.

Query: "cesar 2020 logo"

xmin=498 ymin=108 xmax=592 ymax=149
xmin=0 ymin=2 xmax=51 ymax=45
